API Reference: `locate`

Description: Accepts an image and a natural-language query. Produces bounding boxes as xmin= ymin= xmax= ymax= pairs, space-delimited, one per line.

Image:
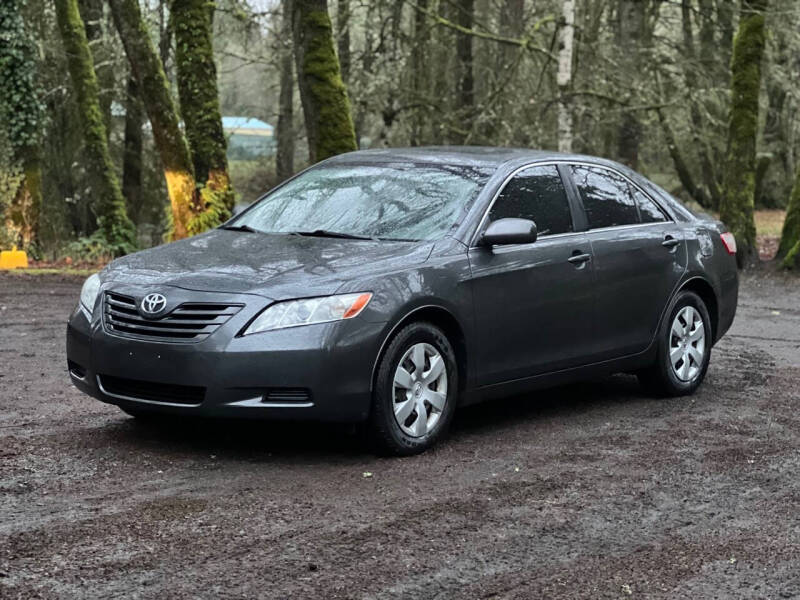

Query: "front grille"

xmin=103 ymin=292 xmax=243 ymax=343
xmin=98 ymin=374 xmax=205 ymax=405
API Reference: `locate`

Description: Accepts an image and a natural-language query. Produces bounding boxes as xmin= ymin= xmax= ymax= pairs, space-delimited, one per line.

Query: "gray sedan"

xmin=66 ymin=147 xmax=738 ymax=454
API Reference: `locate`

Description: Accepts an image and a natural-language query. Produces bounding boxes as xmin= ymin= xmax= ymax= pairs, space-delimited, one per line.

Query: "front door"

xmin=468 ymin=164 xmax=596 ymax=386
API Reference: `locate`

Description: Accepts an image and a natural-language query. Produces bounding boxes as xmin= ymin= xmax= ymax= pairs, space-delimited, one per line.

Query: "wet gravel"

xmin=1 ymin=269 xmax=799 ymax=599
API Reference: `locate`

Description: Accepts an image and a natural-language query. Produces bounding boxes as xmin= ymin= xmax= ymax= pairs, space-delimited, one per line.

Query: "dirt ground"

xmin=1 ymin=270 xmax=799 ymax=599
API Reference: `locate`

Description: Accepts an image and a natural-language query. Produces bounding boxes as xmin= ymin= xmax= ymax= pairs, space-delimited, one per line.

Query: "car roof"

xmin=323 ymin=146 xmax=623 ymax=170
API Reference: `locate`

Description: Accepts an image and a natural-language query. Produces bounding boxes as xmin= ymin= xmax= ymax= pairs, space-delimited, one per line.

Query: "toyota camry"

xmin=66 ymin=147 xmax=738 ymax=454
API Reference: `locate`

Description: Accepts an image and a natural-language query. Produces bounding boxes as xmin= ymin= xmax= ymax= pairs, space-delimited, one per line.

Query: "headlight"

xmin=244 ymin=292 xmax=372 ymax=335
xmin=79 ymin=273 xmax=101 ymax=317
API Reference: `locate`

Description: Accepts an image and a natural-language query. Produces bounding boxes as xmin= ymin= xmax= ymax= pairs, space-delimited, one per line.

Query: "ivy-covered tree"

xmin=171 ymin=0 xmax=234 ymax=222
xmin=54 ymin=0 xmax=136 ymax=256
xmin=291 ymin=0 xmax=357 ymax=163
xmin=719 ymin=0 xmax=768 ymax=267
xmin=108 ymin=0 xmax=215 ymax=239
xmin=0 ymin=0 xmax=43 ymax=248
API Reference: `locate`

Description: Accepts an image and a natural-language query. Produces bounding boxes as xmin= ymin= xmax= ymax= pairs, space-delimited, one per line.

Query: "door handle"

xmin=568 ymin=252 xmax=592 ymax=265
xmin=662 ymin=236 xmax=681 ymax=249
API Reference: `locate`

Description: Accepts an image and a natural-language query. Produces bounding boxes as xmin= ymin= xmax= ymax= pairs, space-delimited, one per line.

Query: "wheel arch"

xmin=678 ymin=276 xmax=719 ymax=343
xmin=370 ymin=304 xmax=468 ymax=399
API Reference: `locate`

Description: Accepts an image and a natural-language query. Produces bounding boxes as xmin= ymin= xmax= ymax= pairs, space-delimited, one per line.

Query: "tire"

xmin=638 ymin=290 xmax=712 ymax=397
xmin=369 ymin=322 xmax=459 ymax=455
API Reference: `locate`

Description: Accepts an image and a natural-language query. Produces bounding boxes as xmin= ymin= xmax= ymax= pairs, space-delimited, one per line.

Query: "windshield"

xmin=230 ymin=163 xmax=493 ymax=241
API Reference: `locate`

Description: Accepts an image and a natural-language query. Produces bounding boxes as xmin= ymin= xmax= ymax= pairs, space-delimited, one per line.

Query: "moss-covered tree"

xmin=0 ymin=0 xmax=43 ymax=249
xmin=54 ymin=0 xmax=136 ymax=255
xmin=291 ymin=0 xmax=357 ymax=163
xmin=778 ymin=169 xmax=800 ymax=268
xmin=276 ymin=0 xmax=295 ymax=181
xmin=719 ymin=0 xmax=768 ymax=268
xmin=108 ymin=0 xmax=217 ymax=239
xmin=170 ymin=0 xmax=233 ymax=222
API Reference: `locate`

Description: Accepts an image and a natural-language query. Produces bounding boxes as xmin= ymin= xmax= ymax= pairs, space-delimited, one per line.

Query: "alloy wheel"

xmin=669 ymin=306 xmax=705 ymax=382
xmin=392 ymin=343 xmax=448 ymax=437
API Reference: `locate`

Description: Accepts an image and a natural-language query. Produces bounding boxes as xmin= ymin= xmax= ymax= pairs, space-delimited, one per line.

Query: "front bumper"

xmin=66 ymin=289 xmax=387 ymax=422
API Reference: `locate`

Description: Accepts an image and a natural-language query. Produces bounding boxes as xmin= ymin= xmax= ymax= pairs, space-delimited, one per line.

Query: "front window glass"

xmin=571 ymin=165 xmax=639 ymax=229
xmin=232 ymin=163 xmax=493 ymax=241
xmin=489 ymin=165 xmax=573 ymax=236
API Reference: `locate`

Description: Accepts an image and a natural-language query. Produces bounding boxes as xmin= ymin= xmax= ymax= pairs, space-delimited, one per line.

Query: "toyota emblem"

xmin=140 ymin=293 xmax=167 ymax=316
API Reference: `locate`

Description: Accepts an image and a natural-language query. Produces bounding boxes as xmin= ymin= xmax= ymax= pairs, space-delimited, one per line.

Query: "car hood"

xmin=102 ymin=229 xmax=434 ymax=299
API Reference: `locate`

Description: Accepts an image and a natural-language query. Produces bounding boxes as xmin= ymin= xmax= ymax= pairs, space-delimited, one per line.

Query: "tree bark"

xmin=557 ymin=0 xmax=576 ymax=153
xmin=54 ymin=0 xmax=136 ymax=255
xmin=778 ymin=167 xmax=800 ymax=268
xmin=108 ymin=0 xmax=202 ymax=240
xmin=680 ymin=0 xmax=721 ymax=208
xmin=616 ymin=0 xmax=645 ymax=169
xmin=409 ymin=0 xmax=430 ymax=146
xmin=455 ymin=0 xmax=475 ymax=128
xmin=171 ymin=0 xmax=233 ymax=226
xmin=719 ymin=0 xmax=768 ymax=267
xmin=78 ymin=0 xmax=114 ymax=129
xmin=121 ymin=74 xmax=143 ymax=222
xmin=336 ymin=0 xmax=350 ymax=83
xmin=291 ymin=0 xmax=357 ymax=163
xmin=276 ymin=0 xmax=295 ymax=182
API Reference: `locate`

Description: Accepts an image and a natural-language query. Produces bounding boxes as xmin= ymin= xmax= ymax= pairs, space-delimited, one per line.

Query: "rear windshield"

xmin=233 ymin=162 xmax=493 ymax=241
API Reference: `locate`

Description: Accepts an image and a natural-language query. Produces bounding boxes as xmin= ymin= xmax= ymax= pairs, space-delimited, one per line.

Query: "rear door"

xmin=468 ymin=164 xmax=596 ymax=386
xmin=568 ymin=164 xmax=688 ymax=359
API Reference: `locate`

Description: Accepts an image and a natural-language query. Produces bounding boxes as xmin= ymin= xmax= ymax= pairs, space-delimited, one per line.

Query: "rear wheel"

xmin=638 ymin=291 xmax=712 ymax=397
xmin=369 ymin=322 xmax=458 ymax=455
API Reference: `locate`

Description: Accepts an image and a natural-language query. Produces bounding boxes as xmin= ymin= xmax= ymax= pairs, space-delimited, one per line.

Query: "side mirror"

xmin=480 ymin=218 xmax=538 ymax=247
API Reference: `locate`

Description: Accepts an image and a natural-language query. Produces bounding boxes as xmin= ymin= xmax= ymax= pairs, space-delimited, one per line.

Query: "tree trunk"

xmin=336 ymin=0 xmax=350 ymax=83
xmin=680 ymin=0 xmax=721 ymax=208
xmin=719 ymin=0 xmax=768 ymax=267
xmin=557 ymin=0 xmax=576 ymax=153
xmin=78 ymin=0 xmax=114 ymax=129
xmin=455 ymin=0 xmax=475 ymax=134
xmin=171 ymin=0 xmax=233 ymax=226
xmin=409 ymin=0 xmax=430 ymax=146
xmin=291 ymin=0 xmax=357 ymax=163
xmin=778 ymin=168 xmax=800 ymax=268
xmin=108 ymin=0 xmax=201 ymax=240
xmin=0 ymin=0 xmax=43 ymax=249
xmin=121 ymin=74 xmax=143 ymax=222
xmin=54 ymin=0 xmax=136 ymax=255
xmin=276 ymin=0 xmax=295 ymax=182
xmin=616 ymin=0 xmax=645 ymax=169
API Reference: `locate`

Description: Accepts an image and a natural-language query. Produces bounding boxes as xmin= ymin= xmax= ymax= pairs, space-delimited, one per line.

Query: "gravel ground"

xmin=1 ymin=270 xmax=799 ymax=599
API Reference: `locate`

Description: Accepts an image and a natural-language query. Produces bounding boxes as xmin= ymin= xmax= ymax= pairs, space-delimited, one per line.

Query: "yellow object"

xmin=0 ymin=246 xmax=28 ymax=270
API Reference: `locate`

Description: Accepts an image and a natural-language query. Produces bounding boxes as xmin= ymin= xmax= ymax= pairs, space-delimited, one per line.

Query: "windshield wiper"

xmin=220 ymin=224 xmax=259 ymax=233
xmin=290 ymin=229 xmax=376 ymax=241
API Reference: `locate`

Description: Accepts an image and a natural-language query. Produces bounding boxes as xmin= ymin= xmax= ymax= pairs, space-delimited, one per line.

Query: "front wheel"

xmin=369 ymin=322 xmax=458 ymax=455
xmin=638 ymin=290 xmax=712 ymax=397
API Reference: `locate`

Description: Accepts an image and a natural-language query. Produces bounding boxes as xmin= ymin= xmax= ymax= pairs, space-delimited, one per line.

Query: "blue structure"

xmin=223 ymin=117 xmax=275 ymax=160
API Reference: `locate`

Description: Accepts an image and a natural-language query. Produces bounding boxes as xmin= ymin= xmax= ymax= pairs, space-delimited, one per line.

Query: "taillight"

xmin=720 ymin=232 xmax=737 ymax=255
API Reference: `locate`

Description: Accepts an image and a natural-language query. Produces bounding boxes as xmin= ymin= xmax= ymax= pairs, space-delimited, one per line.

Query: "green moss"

xmin=171 ymin=0 xmax=234 ymax=212
xmin=55 ymin=0 xmax=136 ymax=257
xmin=293 ymin=1 xmax=357 ymax=162
xmin=778 ymin=166 xmax=800 ymax=264
xmin=718 ymin=0 xmax=768 ymax=267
